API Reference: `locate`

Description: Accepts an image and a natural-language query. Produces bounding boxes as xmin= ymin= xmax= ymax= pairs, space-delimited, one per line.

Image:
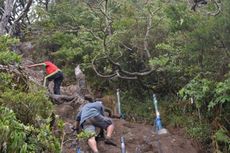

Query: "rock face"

xmin=54 ymin=104 xmax=75 ymax=120
xmin=13 ymin=42 xmax=34 ymax=57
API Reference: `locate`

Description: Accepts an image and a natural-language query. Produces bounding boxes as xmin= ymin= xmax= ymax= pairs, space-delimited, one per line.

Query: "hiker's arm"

xmin=75 ymin=121 xmax=80 ymax=130
xmin=74 ymin=111 xmax=81 ymax=131
xmin=97 ymin=101 xmax=105 ymax=116
xmin=101 ymin=103 xmax=105 ymax=116
xmin=27 ymin=63 xmax=46 ymax=68
xmin=72 ymin=121 xmax=80 ymax=133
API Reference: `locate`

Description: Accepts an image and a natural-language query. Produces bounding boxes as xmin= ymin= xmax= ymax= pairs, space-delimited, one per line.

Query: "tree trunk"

xmin=0 ymin=0 xmax=14 ymax=35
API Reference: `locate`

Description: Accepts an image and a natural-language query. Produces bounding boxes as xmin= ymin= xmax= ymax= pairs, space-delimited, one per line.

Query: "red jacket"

xmin=44 ymin=61 xmax=60 ymax=74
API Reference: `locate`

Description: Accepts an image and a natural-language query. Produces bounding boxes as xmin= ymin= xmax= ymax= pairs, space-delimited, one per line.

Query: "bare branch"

xmin=121 ymin=43 xmax=133 ymax=51
xmin=92 ymin=54 xmax=117 ymax=78
xmin=88 ymin=29 xmax=103 ymax=40
xmin=144 ymin=13 xmax=152 ymax=59
xmin=116 ymin=70 xmax=138 ymax=80
xmin=107 ymin=55 xmax=154 ymax=76
xmin=13 ymin=0 xmax=33 ymax=23
xmin=207 ymin=0 xmax=221 ymax=16
xmin=189 ymin=0 xmax=222 ymax=15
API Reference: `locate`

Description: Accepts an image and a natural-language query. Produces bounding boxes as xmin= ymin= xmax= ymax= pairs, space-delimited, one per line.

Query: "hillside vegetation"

xmin=0 ymin=0 xmax=229 ymax=153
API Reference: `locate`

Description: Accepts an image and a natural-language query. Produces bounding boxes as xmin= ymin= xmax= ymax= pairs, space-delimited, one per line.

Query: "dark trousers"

xmin=46 ymin=71 xmax=64 ymax=95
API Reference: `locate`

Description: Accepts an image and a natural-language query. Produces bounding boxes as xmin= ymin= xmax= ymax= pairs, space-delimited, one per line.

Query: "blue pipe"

xmin=152 ymin=94 xmax=163 ymax=131
xmin=76 ymin=146 xmax=81 ymax=153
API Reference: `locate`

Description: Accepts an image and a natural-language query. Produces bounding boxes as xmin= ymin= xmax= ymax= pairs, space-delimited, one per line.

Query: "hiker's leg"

xmin=91 ymin=115 xmax=113 ymax=135
xmin=106 ymin=124 xmax=114 ymax=138
xmin=45 ymin=73 xmax=56 ymax=92
xmin=89 ymin=115 xmax=116 ymax=146
xmin=82 ymin=120 xmax=99 ymax=152
xmin=88 ymin=137 xmax=99 ymax=153
xmin=53 ymin=72 xmax=64 ymax=95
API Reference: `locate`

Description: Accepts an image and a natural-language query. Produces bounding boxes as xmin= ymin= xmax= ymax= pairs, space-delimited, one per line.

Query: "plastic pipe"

xmin=153 ymin=94 xmax=163 ymax=131
xmin=121 ymin=136 xmax=126 ymax=153
xmin=117 ymin=89 xmax=121 ymax=116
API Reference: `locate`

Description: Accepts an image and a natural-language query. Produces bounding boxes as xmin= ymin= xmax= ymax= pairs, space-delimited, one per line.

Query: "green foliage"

xmin=214 ymin=128 xmax=230 ymax=144
xmin=162 ymin=100 xmax=189 ymax=128
xmin=162 ymin=98 xmax=211 ymax=141
xmin=186 ymin=123 xmax=211 ymax=142
xmin=22 ymin=0 xmax=230 ymax=151
xmin=0 ymin=51 xmax=21 ymax=65
xmin=149 ymin=55 xmax=169 ymax=68
xmin=77 ymin=131 xmax=96 ymax=140
xmin=0 ymin=106 xmax=60 ymax=153
xmin=209 ymin=77 xmax=230 ymax=110
xmin=0 ymin=69 xmax=60 ymax=152
xmin=121 ymin=91 xmax=153 ymax=123
xmin=36 ymin=124 xmax=61 ymax=153
xmin=179 ymin=76 xmax=215 ymax=109
xmin=167 ymin=114 xmax=188 ymax=128
xmin=0 ymin=35 xmax=19 ymax=50
xmin=0 ymin=72 xmax=13 ymax=91
xmin=0 ymin=89 xmax=53 ymax=125
xmin=0 ymin=106 xmax=31 ymax=153
xmin=213 ymin=128 xmax=230 ymax=152
xmin=0 ymin=71 xmax=29 ymax=92
xmin=165 ymin=3 xmax=197 ymax=32
xmin=0 ymin=35 xmax=21 ymax=64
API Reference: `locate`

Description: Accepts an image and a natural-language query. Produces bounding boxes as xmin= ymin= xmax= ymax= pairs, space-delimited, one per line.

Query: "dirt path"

xmin=60 ymin=115 xmax=198 ymax=153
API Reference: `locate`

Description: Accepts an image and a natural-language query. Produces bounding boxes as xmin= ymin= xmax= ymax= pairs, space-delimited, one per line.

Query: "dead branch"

xmin=107 ymin=57 xmax=154 ymax=76
xmin=189 ymin=0 xmax=222 ymax=15
xmin=92 ymin=52 xmax=155 ymax=80
xmin=207 ymin=0 xmax=221 ymax=16
xmin=92 ymin=54 xmax=117 ymax=78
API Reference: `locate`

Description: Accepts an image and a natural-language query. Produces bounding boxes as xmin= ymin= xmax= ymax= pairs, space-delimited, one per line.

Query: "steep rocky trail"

xmin=58 ymin=108 xmax=199 ymax=153
xmin=21 ymin=59 xmax=199 ymax=153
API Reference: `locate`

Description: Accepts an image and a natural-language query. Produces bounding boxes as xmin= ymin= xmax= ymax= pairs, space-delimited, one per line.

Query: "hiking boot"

xmin=95 ymin=135 xmax=105 ymax=141
xmin=104 ymin=137 xmax=117 ymax=146
xmin=95 ymin=129 xmax=105 ymax=141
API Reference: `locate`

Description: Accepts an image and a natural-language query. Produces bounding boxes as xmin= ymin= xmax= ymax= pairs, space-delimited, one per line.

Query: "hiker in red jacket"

xmin=27 ymin=61 xmax=64 ymax=95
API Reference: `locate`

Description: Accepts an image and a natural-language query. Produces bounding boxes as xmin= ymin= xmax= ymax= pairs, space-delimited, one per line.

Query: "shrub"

xmin=0 ymin=106 xmax=60 ymax=153
xmin=213 ymin=128 xmax=230 ymax=153
xmin=121 ymin=91 xmax=154 ymax=123
xmin=186 ymin=123 xmax=211 ymax=142
xmin=0 ymin=35 xmax=21 ymax=64
xmin=0 ymin=89 xmax=53 ymax=125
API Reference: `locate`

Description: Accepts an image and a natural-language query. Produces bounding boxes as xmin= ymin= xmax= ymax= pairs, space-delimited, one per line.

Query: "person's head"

xmin=84 ymin=94 xmax=94 ymax=102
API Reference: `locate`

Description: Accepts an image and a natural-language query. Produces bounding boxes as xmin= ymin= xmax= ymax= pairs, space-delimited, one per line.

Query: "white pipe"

xmin=153 ymin=94 xmax=160 ymax=118
xmin=117 ymin=89 xmax=121 ymax=115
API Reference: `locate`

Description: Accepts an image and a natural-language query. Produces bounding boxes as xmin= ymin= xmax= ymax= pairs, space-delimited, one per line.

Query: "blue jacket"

xmin=76 ymin=101 xmax=105 ymax=125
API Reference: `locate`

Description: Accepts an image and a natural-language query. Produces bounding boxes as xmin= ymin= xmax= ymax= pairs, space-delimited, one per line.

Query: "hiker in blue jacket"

xmin=74 ymin=94 xmax=116 ymax=153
